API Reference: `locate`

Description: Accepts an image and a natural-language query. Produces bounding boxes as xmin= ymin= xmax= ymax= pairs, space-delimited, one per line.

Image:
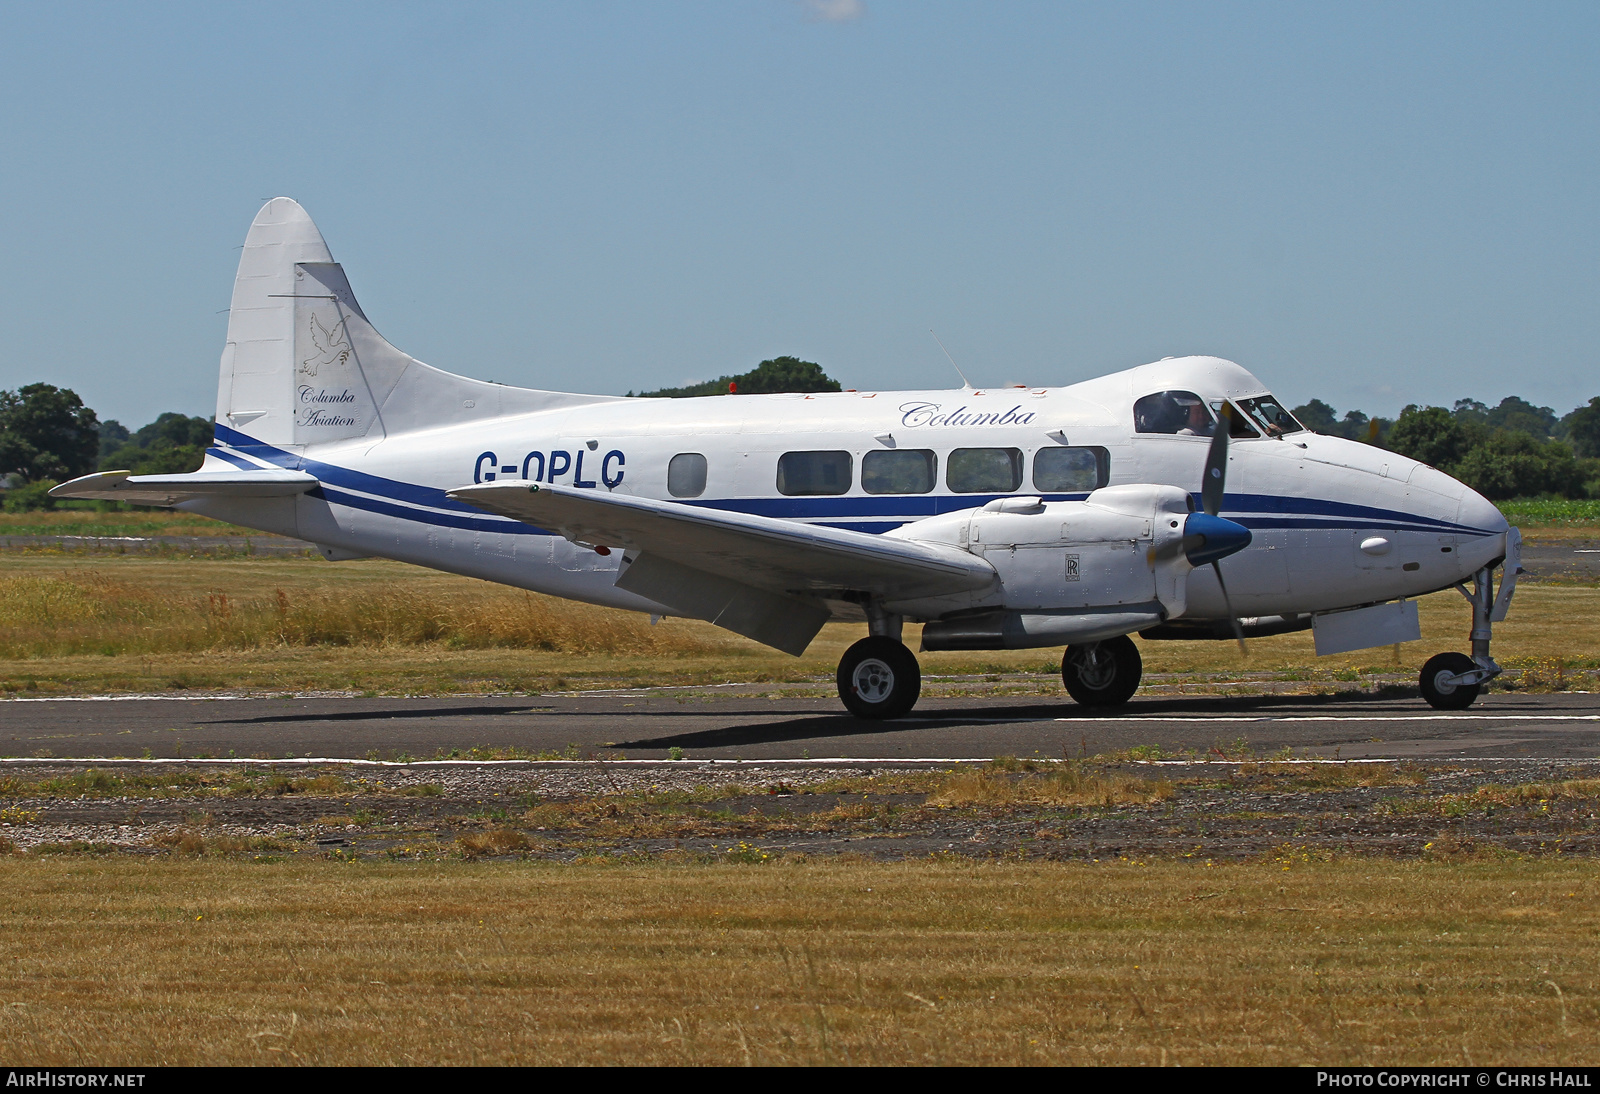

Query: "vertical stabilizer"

xmin=216 ymin=198 xmax=616 ymax=451
xmin=217 ymin=198 xmax=337 ymax=445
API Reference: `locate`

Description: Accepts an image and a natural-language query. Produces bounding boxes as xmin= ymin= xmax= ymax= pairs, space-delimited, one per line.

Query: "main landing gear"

xmin=1419 ymin=560 xmax=1517 ymax=710
xmin=837 ymin=636 xmax=921 ymax=719
xmin=836 ymin=607 xmax=920 ymax=720
xmin=834 ymin=608 xmax=1151 ymax=719
xmin=1061 ymin=635 xmax=1143 ymax=707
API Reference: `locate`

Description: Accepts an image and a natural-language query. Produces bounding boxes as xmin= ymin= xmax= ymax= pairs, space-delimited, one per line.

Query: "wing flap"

xmin=448 ymin=482 xmax=996 ymax=601
xmin=615 ymin=553 xmax=830 ymax=656
xmin=49 ymin=468 xmax=318 ymax=506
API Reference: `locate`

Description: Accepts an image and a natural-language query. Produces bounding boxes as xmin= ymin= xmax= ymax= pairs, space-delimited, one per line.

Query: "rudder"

xmin=216 ymin=197 xmax=613 ymax=451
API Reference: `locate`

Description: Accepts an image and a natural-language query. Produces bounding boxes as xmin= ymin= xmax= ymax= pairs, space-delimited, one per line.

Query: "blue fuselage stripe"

xmin=209 ymin=425 xmax=1501 ymax=540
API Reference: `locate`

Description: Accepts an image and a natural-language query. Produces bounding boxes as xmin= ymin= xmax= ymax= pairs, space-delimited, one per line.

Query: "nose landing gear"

xmin=1419 ymin=651 xmax=1481 ymax=710
xmin=1420 ymin=542 xmax=1522 ymax=711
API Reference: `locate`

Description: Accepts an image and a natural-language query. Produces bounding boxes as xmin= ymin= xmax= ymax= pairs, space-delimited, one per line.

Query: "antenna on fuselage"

xmin=929 ymin=330 xmax=975 ymax=390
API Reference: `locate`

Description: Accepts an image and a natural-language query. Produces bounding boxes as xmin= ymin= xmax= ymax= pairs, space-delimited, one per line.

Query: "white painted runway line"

xmin=0 ymin=756 xmax=1592 ymax=768
xmin=1 ymin=694 xmax=269 ymax=703
xmin=0 ymin=756 xmax=994 ymax=767
xmin=1054 ymin=714 xmax=1600 ymax=723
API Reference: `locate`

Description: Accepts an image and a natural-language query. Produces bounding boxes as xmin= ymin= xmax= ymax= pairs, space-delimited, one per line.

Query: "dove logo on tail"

xmin=299 ymin=314 xmax=351 ymax=377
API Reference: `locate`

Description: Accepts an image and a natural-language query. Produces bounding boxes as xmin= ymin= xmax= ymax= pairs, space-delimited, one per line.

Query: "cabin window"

xmin=667 ymin=453 xmax=707 ymax=498
xmin=1133 ymin=390 xmax=1214 ymax=436
xmin=777 ymin=450 xmax=853 ymax=496
xmin=946 ymin=447 xmax=1022 ymax=493
xmin=1032 ymin=446 xmax=1109 ymax=492
xmin=862 ymin=449 xmax=936 ymax=495
xmin=1237 ymin=395 xmax=1304 ymax=438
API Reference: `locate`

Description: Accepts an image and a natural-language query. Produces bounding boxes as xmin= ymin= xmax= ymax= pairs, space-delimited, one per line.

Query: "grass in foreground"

xmin=0 ymin=553 xmax=1596 ymax=696
xmin=0 ymin=857 xmax=1595 ymax=1065
xmin=0 ymin=506 xmax=270 ymax=539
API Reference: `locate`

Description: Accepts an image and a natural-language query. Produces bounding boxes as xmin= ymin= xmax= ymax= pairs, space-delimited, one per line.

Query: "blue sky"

xmin=1 ymin=1 xmax=1595 ymax=427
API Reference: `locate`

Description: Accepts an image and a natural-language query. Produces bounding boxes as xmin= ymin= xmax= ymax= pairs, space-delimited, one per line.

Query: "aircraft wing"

xmin=48 ymin=468 xmax=319 ymax=506
xmin=449 ymin=481 xmax=997 ymax=655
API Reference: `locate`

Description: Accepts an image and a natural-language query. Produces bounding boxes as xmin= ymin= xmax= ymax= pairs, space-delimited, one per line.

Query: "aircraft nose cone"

xmin=1184 ymin=512 xmax=1253 ymax=567
xmin=1457 ymin=486 xmax=1509 ymax=535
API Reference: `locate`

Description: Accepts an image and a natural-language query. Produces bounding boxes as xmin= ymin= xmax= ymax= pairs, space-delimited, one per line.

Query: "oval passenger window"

xmin=777 ymin=451 xmax=853 ymax=496
xmin=862 ymin=449 xmax=936 ymax=495
xmin=1032 ymin=447 xmax=1109 ymax=492
xmin=668 ymin=453 xmax=707 ymax=498
xmin=947 ymin=448 xmax=1022 ymax=493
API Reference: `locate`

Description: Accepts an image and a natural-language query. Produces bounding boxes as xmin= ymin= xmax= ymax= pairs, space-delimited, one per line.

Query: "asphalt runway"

xmin=3 ymin=687 xmax=1596 ymax=762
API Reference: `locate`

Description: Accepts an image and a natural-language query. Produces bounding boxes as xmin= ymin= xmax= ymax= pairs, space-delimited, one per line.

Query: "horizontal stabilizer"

xmin=49 ymin=468 xmax=318 ymax=507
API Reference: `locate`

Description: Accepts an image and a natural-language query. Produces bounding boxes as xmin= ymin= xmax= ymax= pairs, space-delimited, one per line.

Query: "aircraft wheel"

xmin=1419 ymin=652 xmax=1480 ymax=710
xmin=837 ymin=637 xmax=921 ymax=720
xmin=1061 ymin=635 xmax=1142 ymax=707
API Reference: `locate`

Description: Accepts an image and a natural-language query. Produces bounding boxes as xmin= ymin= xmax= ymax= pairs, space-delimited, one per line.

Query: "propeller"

xmin=1204 ymin=404 xmax=1248 ymax=654
xmin=1147 ymin=405 xmax=1252 ymax=652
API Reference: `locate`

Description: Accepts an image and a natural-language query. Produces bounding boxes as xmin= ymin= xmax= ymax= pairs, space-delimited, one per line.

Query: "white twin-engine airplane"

xmin=55 ymin=198 xmax=1523 ymax=719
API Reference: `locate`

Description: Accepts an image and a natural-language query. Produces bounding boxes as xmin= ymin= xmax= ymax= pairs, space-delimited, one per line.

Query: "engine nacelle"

xmin=887 ymin=484 xmax=1251 ymax=651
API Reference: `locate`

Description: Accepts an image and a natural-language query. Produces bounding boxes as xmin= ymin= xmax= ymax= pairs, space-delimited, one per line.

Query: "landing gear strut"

xmin=836 ymin=607 xmax=920 ymax=720
xmin=1420 ymin=552 xmax=1519 ymax=711
xmin=1061 ymin=635 xmax=1143 ymax=707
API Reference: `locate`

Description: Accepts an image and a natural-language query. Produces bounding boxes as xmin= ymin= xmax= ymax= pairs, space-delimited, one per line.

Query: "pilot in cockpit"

xmin=1134 ymin=390 xmax=1215 ymax=437
xmin=1176 ymin=398 xmax=1214 ymax=437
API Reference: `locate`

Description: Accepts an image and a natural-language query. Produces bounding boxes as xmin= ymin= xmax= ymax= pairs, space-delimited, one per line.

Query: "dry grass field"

xmin=0 ymin=856 xmax=1595 ymax=1066
xmin=0 ymin=551 xmax=1596 ymax=696
xmin=0 ymin=507 xmax=266 ymax=540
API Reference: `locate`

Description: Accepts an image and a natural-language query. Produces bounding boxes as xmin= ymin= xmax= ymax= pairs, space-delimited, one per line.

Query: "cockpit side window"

xmin=1133 ymin=391 xmax=1215 ymax=436
xmin=1236 ymin=396 xmax=1304 ymax=438
xmin=1212 ymin=401 xmax=1260 ymax=438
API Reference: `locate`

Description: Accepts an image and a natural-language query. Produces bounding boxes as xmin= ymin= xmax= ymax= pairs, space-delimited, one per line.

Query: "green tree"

xmin=633 ymin=356 xmax=841 ymax=398
xmin=1290 ymin=398 xmax=1338 ymax=432
xmin=1386 ymin=405 xmax=1482 ymax=469
xmin=1348 ymin=411 xmax=1393 ymax=446
xmin=0 ymin=383 xmax=100 ymax=483
xmin=1484 ymin=396 xmax=1557 ymax=438
xmin=97 ymin=419 xmax=131 ymax=463
xmin=1336 ymin=409 xmax=1372 ymax=441
xmin=1451 ymin=432 xmax=1581 ymax=500
xmin=1559 ymin=396 xmax=1600 ymax=459
xmin=99 ymin=412 xmax=213 ymax=475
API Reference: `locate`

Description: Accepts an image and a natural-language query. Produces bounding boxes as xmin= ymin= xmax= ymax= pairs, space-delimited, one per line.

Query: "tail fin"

xmin=216 ymin=198 xmax=611 ymax=449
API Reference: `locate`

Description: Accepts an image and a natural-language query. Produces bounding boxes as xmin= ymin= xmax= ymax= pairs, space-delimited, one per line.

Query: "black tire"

xmin=1420 ymin=651 xmax=1480 ymax=710
xmin=1061 ymin=635 xmax=1143 ymax=708
xmin=837 ymin=636 xmax=921 ymax=720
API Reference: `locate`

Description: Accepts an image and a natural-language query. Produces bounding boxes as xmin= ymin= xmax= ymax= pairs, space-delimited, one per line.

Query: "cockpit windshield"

xmin=1236 ymin=396 xmax=1304 ymax=438
xmin=1133 ymin=390 xmax=1216 ymax=437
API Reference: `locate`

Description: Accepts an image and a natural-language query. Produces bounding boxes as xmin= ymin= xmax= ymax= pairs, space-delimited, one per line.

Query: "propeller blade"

xmin=1202 ymin=403 xmax=1232 ymax=517
xmin=1211 ymin=560 xmax=1248 ymax=655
